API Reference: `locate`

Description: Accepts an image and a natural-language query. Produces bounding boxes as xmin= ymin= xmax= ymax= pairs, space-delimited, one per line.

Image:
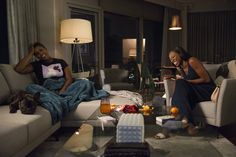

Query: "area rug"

xmin=146 ymin=136 xmax=235 ymax=157
xmin=145 ymin=125 xmax=236 ymax=157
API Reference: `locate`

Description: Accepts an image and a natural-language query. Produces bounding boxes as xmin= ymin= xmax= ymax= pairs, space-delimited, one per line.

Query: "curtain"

xmin=188 ymin=11 xmax=236 ymax=63
xmin=161 ymin=7 xmax=182 ymax=66
xmin=7 ymin=0 xmax=38 ymax=64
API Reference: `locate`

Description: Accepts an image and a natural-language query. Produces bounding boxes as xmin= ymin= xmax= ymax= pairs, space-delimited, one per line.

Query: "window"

xmin=104 ymin=12 xmax=139 ymax=68
xmin=0 ymin=0 xmax=9 ymax=63
xmin=104 ymin=12 xmax=163 ymax=77
xmin=143 ymin=19 xmax=163 ymax=75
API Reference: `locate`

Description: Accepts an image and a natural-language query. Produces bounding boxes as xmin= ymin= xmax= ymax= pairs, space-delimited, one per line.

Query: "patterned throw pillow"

xmin=216 ymin=62 xmax=229 ymax=78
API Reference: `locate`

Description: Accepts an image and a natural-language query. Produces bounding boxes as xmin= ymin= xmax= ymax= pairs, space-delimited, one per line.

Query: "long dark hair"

xmin=172 ymin=46 xmax=191 ymax=61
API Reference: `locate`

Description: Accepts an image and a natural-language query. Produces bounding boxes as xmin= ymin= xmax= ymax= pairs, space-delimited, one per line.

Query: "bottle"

xmin=100 ymin=97 xmax=111 ymax=114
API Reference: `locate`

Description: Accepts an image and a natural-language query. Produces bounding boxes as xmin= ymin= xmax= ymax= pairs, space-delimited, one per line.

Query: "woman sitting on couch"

xmin=14 ymin=42 xmax=108 ymax=123
xmin=15 ymin=42 xmax=74 ymax=94
xmin=168 ymin=46 xmax=216 ymax=135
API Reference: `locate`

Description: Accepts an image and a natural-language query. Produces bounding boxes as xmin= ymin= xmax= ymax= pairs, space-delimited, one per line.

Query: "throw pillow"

xmin=216 ymin=62 xmax=229 ymax=78
xmin=227 ymin=60 xmax=236 ymax=78
xmin=214 ymin=75 xmax=224 ymax=86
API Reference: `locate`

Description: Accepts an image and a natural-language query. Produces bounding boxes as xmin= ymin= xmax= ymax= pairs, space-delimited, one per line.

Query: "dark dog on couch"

xmin=8 ymin=91 xmax=40 ymax=114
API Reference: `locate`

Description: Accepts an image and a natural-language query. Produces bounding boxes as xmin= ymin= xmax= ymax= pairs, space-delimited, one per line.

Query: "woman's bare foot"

xmin=181 ymin=117 xmax=189 ymax=129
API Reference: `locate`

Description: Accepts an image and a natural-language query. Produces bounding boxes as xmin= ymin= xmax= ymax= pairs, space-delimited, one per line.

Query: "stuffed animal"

xmin=8 ymin=91 xmax=40 ymax=114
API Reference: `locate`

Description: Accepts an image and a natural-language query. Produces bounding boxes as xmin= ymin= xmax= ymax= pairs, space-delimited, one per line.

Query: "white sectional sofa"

xmin=0 ymin=64 xmax=134 ymax=157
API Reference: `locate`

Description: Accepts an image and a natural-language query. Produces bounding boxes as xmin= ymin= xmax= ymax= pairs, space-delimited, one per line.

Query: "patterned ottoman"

xmin=116 ymin=113 xmax=144 ymax=143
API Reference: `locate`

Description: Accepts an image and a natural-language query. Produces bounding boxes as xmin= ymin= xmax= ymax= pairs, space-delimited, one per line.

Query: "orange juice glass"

xmin=100 ymin=97 xmax=111 ymax=114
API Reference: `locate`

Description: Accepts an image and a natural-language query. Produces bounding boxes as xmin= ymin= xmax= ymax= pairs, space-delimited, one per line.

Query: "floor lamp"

xmin=60 ymin=19 xmax=93 ymax=72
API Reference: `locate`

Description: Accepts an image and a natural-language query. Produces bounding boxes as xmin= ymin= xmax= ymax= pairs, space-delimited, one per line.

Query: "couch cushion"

xmin=63 ymin=95 xmax=134 ymax=121
xmin=193 ymin=101 xmax=216 ymax=119
xmin=0 ymin=64 xmax=35 ymax=92
xmin=0 ymin=105 xmax=52 ymax=143
xmin=227 ymin=60 xmax=236 ymax=78
xmin=203 ymin=63 xmax=221 ymax=80
xmin=104 ymin=69 xmax=129 ymax=83
xmin=0 ymin=72 xmax=10 ymax=105
xmin=0 ymin=122 xmax=28 ymax=157
xmin=109 ymin=82 xmax=135 ymax=91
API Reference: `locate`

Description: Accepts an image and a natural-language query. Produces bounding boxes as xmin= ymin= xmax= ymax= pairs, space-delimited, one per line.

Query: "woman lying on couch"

xmin=15 ymin=42 xmax=108 ymax=123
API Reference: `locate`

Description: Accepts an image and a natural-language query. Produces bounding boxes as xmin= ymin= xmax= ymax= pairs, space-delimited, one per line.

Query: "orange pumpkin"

xmin=170 ymin=107 xmax=179 ymax=117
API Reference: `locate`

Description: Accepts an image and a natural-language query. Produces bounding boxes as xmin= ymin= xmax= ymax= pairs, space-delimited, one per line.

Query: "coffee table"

xmin=55 ymin=125 xmax=116 ymax=157
xmin=55 ymin=116 xmax=164 ymax=157
xmin=55 ymin=100 xmax=166 ymax=157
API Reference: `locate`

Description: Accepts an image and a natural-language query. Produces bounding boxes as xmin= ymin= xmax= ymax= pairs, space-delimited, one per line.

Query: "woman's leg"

xmin=171 ymin=79 xmax=192 ymax=119
xmin=171 ymin=80 xmax=199 ymax=135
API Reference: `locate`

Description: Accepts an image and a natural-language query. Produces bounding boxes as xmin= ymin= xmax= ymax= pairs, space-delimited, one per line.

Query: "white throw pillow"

xmin=214 ymin=76 xmax=224 ymax=86
xmin=227 ymin=60 xmax=236 ymax=78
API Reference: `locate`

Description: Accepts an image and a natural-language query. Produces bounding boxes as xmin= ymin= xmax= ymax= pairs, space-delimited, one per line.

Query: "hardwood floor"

xmin=220 ymin=122 xmax=236 ymax=145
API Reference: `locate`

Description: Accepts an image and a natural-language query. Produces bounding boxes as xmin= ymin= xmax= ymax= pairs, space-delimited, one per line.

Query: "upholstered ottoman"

xmin=116 ymin=113 xmax=144 ymax=143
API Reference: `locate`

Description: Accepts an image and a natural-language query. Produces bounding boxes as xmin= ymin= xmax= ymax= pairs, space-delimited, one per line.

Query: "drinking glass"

xmin=100 ymin=97 xmax=111 ymax=114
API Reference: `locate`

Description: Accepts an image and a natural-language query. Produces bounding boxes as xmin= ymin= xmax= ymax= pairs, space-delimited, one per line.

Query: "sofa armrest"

xmin=99 ymin=69 xmax=105 ymax=86
xmin=163 ymin=79 xmax=176 ymax=106
xmin=216 ymin=78 xmax=236 ymax=126
xmin=102 ymin=84 xmax=111 ymax=91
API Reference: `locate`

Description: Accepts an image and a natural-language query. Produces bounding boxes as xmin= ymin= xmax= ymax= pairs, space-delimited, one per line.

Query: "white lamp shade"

xmin=60 ymin=19 xmax=93 ymax=44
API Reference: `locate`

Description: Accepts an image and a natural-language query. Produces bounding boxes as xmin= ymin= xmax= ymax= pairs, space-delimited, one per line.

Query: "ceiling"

xmin=145 ymin=0 xmax=236 ymax=12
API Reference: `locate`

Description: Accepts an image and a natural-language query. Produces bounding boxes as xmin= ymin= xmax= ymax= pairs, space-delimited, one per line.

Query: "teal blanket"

xmin=26 ymin=78 xmax=109 ymax=124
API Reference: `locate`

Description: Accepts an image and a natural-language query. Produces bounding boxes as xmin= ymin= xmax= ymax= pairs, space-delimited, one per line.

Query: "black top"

xmin=184 ymin=64 xmax=215 ymax=86
xmin=31 ymin=58 xmax=68 ymax=85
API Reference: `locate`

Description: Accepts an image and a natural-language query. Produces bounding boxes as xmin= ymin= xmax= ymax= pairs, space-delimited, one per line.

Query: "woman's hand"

xmin=14 ymin=45 xmax=35 ymax=74
xmin=59 ymin=88 xmax=66 ymax=95
xmin=176 ymin=74 xmax=184 ymax=80
xmin=59 ymin=66 xmax=74 ymax=94
xmin=29 ymin=46 xmax=35 ymax=55
xmin=176 ymin=67 xmax=182 ymax=71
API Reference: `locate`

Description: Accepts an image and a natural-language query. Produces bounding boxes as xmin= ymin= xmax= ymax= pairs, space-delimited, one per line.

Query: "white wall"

xmin=36 ymin=0 xmax=57 ymax=57
xmin=36 ymin=0 xmax=100 ymax=64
